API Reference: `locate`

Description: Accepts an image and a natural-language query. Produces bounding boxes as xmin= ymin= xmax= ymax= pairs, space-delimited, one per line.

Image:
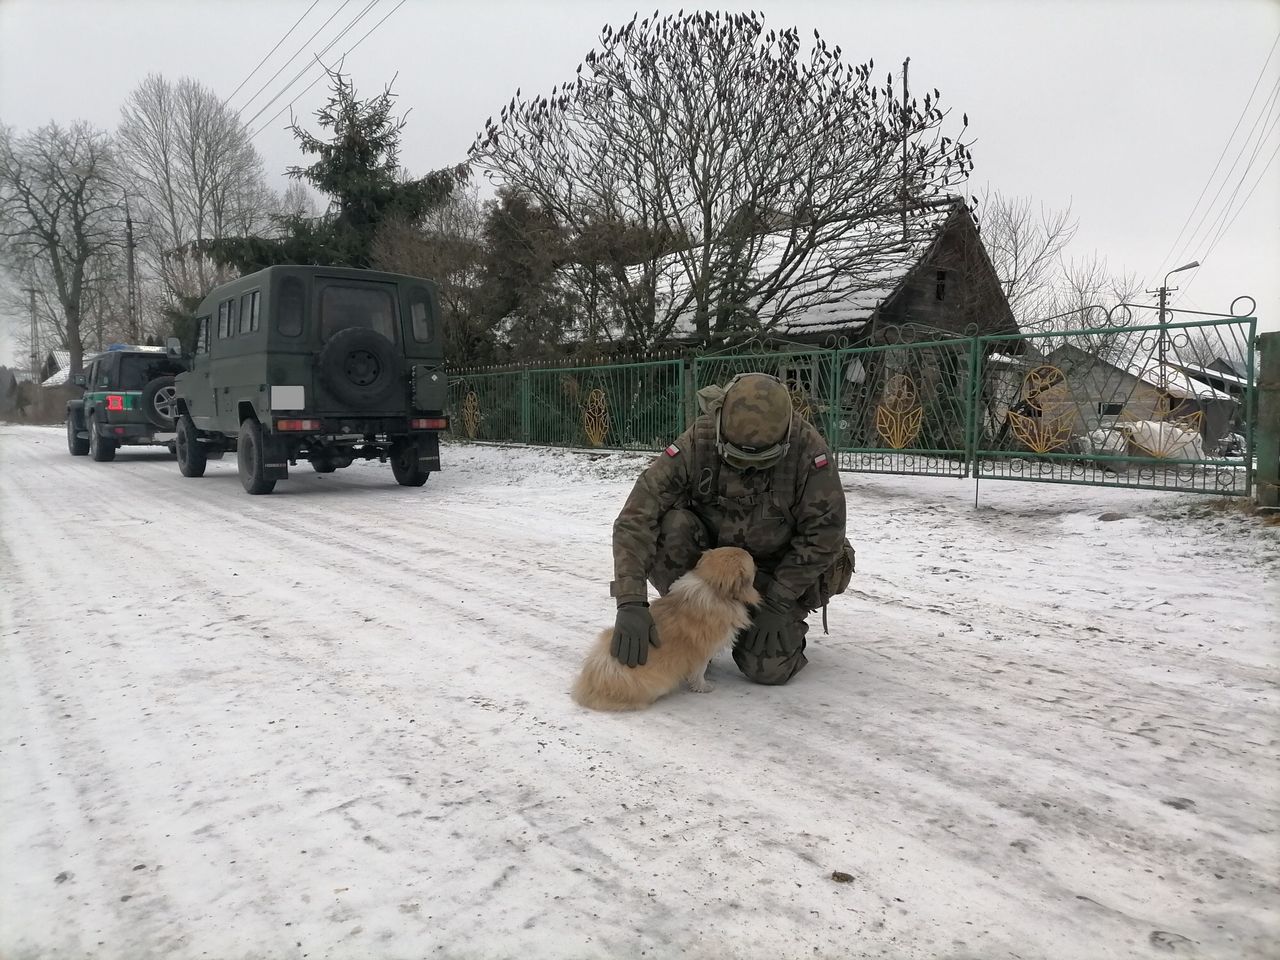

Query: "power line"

xmin=1171 ymin=77 xmax=1280 ymax=268
xmin=250 ymin=0 xmax=410 ymax=140
xmin=224 ymin=0 xmax=325 ymax=107
xmin=235 ymin=0 xmax=359 ymax=117
xmin=1176 ymin=133 xmax=1280 ymax=303
xmin=1184 ymin=106 xmax=1280 ymax=260
xmin=240 ymin=0 xmax=383 ymax=132
xmin=1150 ymin=29 xmax=1280 ymax=279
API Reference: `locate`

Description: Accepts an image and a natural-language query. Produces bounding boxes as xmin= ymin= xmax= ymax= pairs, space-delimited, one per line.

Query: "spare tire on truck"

xmin=141 ymin=375 xmax=179 ymax=429
xmin=316 ymin=327 xmax=402 ymax=408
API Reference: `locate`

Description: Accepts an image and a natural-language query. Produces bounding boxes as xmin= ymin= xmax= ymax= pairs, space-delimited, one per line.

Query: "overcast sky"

xmin=1 ymin=0 xmax=1277 ymax=367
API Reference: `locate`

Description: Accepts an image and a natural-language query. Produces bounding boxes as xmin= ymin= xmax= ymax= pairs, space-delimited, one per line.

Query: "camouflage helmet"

xmin=717 ymin=373 xmax=793 ymax=469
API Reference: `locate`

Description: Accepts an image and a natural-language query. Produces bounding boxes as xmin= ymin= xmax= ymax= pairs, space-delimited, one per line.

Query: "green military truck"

xmin=66 ymin=345 xmax=188 ymax=461
xmin=171 ymin=265 xmax=450 ymax=495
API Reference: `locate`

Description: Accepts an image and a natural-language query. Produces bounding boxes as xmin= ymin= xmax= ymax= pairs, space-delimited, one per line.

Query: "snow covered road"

xmin=1 ymin=423 xmax=1277 ymax=960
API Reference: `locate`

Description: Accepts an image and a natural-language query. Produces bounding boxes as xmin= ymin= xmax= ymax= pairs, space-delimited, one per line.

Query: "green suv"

xmin=66 ymin=345 xmax=188 ymax=461
xmin=171 ymin=265 xmax=449 ymax=495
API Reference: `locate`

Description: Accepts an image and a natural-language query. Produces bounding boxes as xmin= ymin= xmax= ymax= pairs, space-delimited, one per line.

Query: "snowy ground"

xmin=1 ymin=423 xmax=1277 ymax=960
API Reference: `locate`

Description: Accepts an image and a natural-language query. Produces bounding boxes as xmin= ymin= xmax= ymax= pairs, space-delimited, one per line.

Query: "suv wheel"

xmin=390 ymin=439 xmax=430 ymax=487
xmin=237 ymin=419 xmax=276 ymax=495
xmin=141 ymin=376 xmax=179 ymax=429
xmin=66 ymin=413 xmax=89 ymax=456
xmin=176 ymin=415 xmax=207 ymax=478
xmin=88 ymin=415 xmax=117 ymax=462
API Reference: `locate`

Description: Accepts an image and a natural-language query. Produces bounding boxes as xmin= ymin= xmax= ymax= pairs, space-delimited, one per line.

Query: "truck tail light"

xmin=410 ymin=417 xmax=449 ymax=430
xmin=276 ymin=419 xmax=323 ymax=432
xmin=106 ymin=394 xmax=125 ymax=412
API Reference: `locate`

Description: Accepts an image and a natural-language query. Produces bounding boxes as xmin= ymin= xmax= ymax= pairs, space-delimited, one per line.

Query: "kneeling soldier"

xmin=610 ymin=372 xmax=854 ymax=685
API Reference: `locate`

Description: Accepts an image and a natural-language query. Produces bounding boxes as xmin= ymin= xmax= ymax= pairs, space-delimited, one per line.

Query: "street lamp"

xmin=1152 ymin=260 xmax=1200 ymax=388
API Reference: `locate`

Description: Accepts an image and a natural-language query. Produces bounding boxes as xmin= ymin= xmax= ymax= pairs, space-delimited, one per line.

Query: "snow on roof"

xmin=1167 ymin=359 xmax=1248 ymax=388
xmin=669 ymin=200 xmax=963 ymax=338
xmin=986 ymin=351 xmax=1026 ymax=365
xmin=40 ymin=349 xmax=72 ymax=387
xmin=567 ymin=198 xmax=965 ymax=342
xmin=1127 ymin=360 xmax=1235 ymax=402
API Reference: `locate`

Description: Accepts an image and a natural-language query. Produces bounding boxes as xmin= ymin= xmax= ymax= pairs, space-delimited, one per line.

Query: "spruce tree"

xmin=211 ymin=68 xmax=466 ymax=272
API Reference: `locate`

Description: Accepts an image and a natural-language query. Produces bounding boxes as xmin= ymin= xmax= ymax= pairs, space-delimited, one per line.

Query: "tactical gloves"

xmin=611 ymin=602 xmax=660 ymax=667
xmin=738 ymin=591 xmax=793 ymax=659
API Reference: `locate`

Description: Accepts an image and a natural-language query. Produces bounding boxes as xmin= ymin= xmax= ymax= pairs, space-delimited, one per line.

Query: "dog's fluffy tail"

xmin=572 ymin=635 xmax=652 ymax=711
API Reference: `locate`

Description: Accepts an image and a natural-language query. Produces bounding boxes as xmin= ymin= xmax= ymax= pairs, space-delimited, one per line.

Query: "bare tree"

xmin=976 ymin=189 xmax=1077 ymax=323
xmin=117 ymin=74 xmax=273 ymax=301
xmin=471 ymin=11 xmax=973 ymax=348
xmin=372 ymin=183 xmax=493 ymax=362
xmin=1032 ymin=253 xmax=1144 ymax=361
xmin=0 ymin=121 xmax=122 ymax=376
xmin=276 ymin=180 xmax=320 ymax=224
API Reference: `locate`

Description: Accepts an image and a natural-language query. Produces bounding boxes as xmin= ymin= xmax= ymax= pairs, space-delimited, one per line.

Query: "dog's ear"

xmin=698 ymin=548 xmax=737 ymax=596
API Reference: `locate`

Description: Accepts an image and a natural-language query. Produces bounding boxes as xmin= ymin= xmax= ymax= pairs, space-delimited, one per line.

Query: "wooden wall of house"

xmin=872 ymin=216 xmax=1017 ymax=344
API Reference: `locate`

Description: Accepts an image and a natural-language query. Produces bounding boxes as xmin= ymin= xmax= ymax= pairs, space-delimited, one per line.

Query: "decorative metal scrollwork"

xmin=788 ymin=383 xmax=815 ymax=422
xmin=874 ymin=374 xmax=923 ymax=449
xmin=1007 ymin=364 xmax=1074 ymax=454
xmin=460 ymin=390 xmax=481 ymax=439
xmin=582 ymin=387 xmax=610 ymax=446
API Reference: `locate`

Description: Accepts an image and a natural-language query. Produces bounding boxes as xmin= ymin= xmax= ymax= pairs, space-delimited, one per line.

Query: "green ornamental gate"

xmin=448 ymin=306 xmax=1257 ymax=497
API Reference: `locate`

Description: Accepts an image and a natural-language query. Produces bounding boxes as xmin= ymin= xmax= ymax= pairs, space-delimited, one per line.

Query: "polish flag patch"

xmin=813 ymin=453 xmax=829 ymax=469
xmin=665 ymin=443 xmax=681 ymax=457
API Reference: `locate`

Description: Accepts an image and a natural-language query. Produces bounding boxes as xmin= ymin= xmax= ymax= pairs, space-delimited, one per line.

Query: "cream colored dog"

xmin=572 ymin=547 xmax=760 ymax=711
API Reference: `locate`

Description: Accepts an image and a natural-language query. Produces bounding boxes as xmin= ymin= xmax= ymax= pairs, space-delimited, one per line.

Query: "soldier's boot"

xmin=732 ymin=613 xmax=809 ymax=686
xmin=648 ymin=508 xmax=713 ymax=596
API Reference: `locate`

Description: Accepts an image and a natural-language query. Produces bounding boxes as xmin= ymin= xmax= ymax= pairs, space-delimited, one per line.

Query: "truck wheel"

xmin=390 ymin=440 xmax=430 ymax=487
xmin=176 ymin=415 xmax=207 ymax=478
xmin=88 ymin=415 xmax=117 ymax=462
xmin=66 ymin=413 xmax=89 ymax=456
xmin=141 ymin=376 xmax=179 ymax=429
xmin=237 ymin=419 xmax=276 ymax=495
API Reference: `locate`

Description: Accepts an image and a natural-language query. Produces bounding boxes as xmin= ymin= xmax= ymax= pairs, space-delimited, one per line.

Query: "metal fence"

xmin=448 ymin=306 xmax=1258 ymax=496
xmin=450 ymin=358 xmax=685 ymax=450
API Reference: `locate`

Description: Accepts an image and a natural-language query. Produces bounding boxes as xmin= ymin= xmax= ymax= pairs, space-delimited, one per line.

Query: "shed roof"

xmin=651 ymin=198 xmax=968 ymax=340
xmin=41 ymin=349 xmax=72 ymax=387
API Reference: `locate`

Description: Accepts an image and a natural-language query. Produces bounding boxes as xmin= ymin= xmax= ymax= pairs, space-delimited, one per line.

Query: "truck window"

xmin=239 ymin=290 xmax=260 ymax=334
xmin=118 ymin=354 xmax=185 ymax=391
xmin=408 ymin=287 xmax=433 ymax=342
xmin=277 ymin=276 xmax=304 ymax=337
xmin=320 ymin=284 xmax=397 ymax=343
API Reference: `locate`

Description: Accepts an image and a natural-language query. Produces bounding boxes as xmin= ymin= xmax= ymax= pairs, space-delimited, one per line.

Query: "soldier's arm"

xmin=610 ymin=428 xmax=694 ymax=603
xmin=771 ymin=439 xmax=847 ymax=601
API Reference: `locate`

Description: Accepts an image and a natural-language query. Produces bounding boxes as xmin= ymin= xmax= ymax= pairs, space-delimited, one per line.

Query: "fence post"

xmin=826 ymin=349 xmax=841 ymax=448
xmin=683 ymin=357 xmax=697 ymax=429
xmin=1256 ymin=331 xmax=1279 ymax=508
xmin=965 ymin=338 xmax=983 ymax=479
xmin=521 ymin=369 xmax=531 ymax=444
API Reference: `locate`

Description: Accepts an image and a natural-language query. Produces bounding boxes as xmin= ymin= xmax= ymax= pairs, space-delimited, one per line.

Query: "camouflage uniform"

xmin=611 ymin=410 xmax=850 ymax=685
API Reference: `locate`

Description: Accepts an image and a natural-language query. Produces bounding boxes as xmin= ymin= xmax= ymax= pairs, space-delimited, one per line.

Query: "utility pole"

xmin=125 ymin=199 xmax=139 ymax=343
xmin=1146 ymin=260 xmax=1200 ymax=393
xmin=901 ymin=57 xmax=910 ymax=241
xmin=25 ymin=286 xmax=38 ymax=384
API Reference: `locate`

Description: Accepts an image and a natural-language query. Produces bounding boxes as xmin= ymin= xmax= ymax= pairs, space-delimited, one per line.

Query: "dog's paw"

xmin=687 ymin=678 xmax=716 ymax=694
